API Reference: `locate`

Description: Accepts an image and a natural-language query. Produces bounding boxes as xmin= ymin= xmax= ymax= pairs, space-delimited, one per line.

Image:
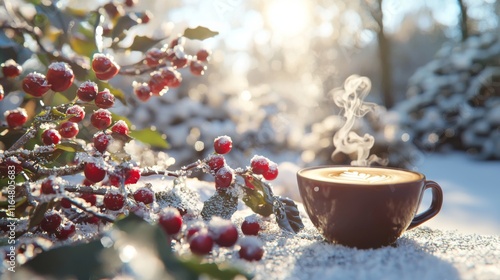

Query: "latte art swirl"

xmin=300 ymin=166 xmax=422 ymax=185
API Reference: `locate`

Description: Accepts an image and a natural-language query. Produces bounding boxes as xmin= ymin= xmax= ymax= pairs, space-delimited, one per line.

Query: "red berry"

xmin=60 ymin=198 xmax=72 ymax=208
xmin=186 ymin=222 xmax=204 ymax=240
xmin=241 ymin=217 xmax=260 ymax=236
xmin=58 ymin=121 xmax=79 ymax=138
xmin=55 ymin=222 xmax=76 ymax=240
xmin=189 ymin=60 xmax=206 ymax=76
xmin=84 ymin=215 xmax=101 ymax=224
xmin=133 ymin=82 xmax=152 ymax=101
xmin=22 ymin=72 xmax=51 ymax=97
xmin=250 ymin=155 xmax=270 ymax=175
xmin=0 ymin=157 xmax=23 ymax=177
xmin=209 ymin=217 xmax=238 ymax=247
xmin=5 ymin=108 xmax=28 ymax=128
xmin=169 ymin=36 xmax=184 ymax=48
xmin=196 ymin=49 xmax=211 ymax=62
xmin=124 ymin=0 xmax=137 ymax=7
xmin=111 ymin=120 xmax=129 ymax=135
xmin=141 ymin=10 xmax=152 ymax=24
xmin=160 ymin=67 xmax=182 ymax=88
xmin=46 ymin=62 xmax=74 ymax=92
xmin=90 ymin=109 xmax=112 ymax=130
xmin=145 ymin=48 xmax=164 ymax=66
xmin=189 ymin=230 xmax=213 ymax=255
xmin=214 ymin=135 xmax=232 ymax=154
xmin=41 ymin=178 xmax=57 ymax=194
xmin=124 ymin=166 xmax=141 ymax=184
xmin=95 ymin=62 xmax=120 ymax=81
xmin=80 ymin=193 xmax=97 ymax=206
xmin=77 ymin=81 xmax=98 ymax=102
xmin=148 ymin=71 xmax=168 ymax=96
xmin=108 ymin=173 xmax=121 ymax=187
xmin=66 ymin=105 xmax=85 ymax=122
xmin=95 ymin=89 xmax=115 ymax=109
xmin=159 ymin=208 xmax=183 ymax=235
xmin=40 ymin=210 xmax=62 ymax=233
xmin=244 ymin=175 xmax=255 ymax=190
xmin=1 ymin=59 xmax=22 ymax=78
xmin=92 ymin=53 xmax=114 ymax=73
xmin=262 ymin=162 xmax=279 ymax=181
xmin=84 ymin=162 xmax=106 ymax=183
xmin=133 ymin=187 xmax=154 ymax=204
xmin=93 ymin=132 xmax=111 ymax=153
xmin=103 ymin=191 xmax=125 ymax=211
xmin=207 ymin=154 xmax=225 ymax=172
xmin=0 ymin=85 xmax=4 ymax=101
xmin=215 ymin=166 xmax=234 ymax=189
xmin=41 ymin=129 xmax=61 ymax=145
xmin=239 ymin=237 xmax=264 ymax=261
xmin=171 ymin=56 xmax=188 ymax=69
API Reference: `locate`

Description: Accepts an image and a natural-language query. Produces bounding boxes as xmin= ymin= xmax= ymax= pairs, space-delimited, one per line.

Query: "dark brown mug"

xmin=297 ymin=165 xmax=443 ymax=249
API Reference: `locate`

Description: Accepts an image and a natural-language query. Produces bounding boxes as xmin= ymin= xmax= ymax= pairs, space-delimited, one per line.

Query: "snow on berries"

xmin=103 ymin=191 xmax=126 ymax=211
xmin=1 ymin=59 xmax=22 ymax=78
xmin=111 ymin=120 xmax=129 ymax=135
xmin=95 ymin=88 xmax=115 ymax=109
xmin=77 ymin=81 xmax=98 ymax=102
xmin=58 ymin=121 xmax=79 ymax=138
xmin=93 ymin=131 xmax=111 ymax=153
xmin=84 ymin=162 xmax=106 ymax=183
xmin=189 ymin=229 xmax=213 ymax=255
xmin=250 ymin=155 xmax=279 ymax=181
xmin=133 ymin=187 xmax=154 ymax=204
xmin=209 ymin=217 xmax=238 ymax=247
xmin=66 ymin=105 xmax=85 ymax=122
xmin=214 ymin=135 xmax=232 ymax=154
xmin=41 ymin=128 xmax=61 ymax=145
xmin=215 ymin=165 xmax=234 ymax=189
xmin=40 ymin=210 xmax=62 ymax=233
xmin=207 ymin=154 xmax=225 ymax=172
xmin=241 ymin=215 xmax=261 ymax=236
xmin=46 ymin=62 xmax=74 ymax=92
xmin=22 ymin=72 xmax=51 ymax=97
xmin=92 ymin=53 xmax=120 ymax=81
xmin=91 ymin=109 xmax=113 ymax=130
xmin=5 ymin=108 xmax=28 ymax=128
xmin=159 ymin=207 xmax=183 ymax=235
xmin=238 ymin=236 xmax=264 ymax=261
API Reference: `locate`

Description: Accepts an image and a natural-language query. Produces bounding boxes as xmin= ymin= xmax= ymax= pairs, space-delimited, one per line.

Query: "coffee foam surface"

xmin=300 ymin=167 xmax=422 ymax=185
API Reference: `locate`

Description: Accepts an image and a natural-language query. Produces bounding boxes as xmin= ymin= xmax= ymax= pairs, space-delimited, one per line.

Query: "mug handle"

xmin=407 ymin=180 xmax=443 ymax=230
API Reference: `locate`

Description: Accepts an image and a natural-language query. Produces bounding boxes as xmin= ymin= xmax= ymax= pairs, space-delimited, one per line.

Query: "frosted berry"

xmin=91 ymin=109 xmax=112 ymax=130
xmin=207 ymin=154 xmax=225 ymax=172
xmin=22 ymin=72 xmax=51 ymax=97
xmin=145 ymin=48 xmax=164 ymax=66
xmin=95 ymin=62 xmax=120 ymax=81
xmin=93 ymin=132 xmax=111 ymax=153
xmin=172 ymin=56 xmax=188 ymax=69
xmin=80 ymin=193 xmax=97 ymax=206
xmin=215 ymin=166 xmax=234 ymax=189
xmin=41 ymin=129 xmax=61 ymax=145
xmin=141 ymin=10 xmax=152 ymax=24
xmin=55 ymin=222 xmax=76 ymax=240
xmin=124 ymin=0 xmax=137 ymax=7
xmin=262 ymin=162 xmax=279 ymax=181
xmin=250 ymin=155 xmax=270 ymax=175
xmin=95 ymin=89 xmax=115 ymax=109
xmin=92 ymin=53 xmax=114 ymax=73
xmin=84 ymin=162 xmax=106 ymax=183
xmin=209 ymin=217 xmax=238 ymax=247
xmin=1 ymin=59 xmax=22 ymax=78
xmin=160 ymin=67 xmax=182 ymax=88
xmin=0 ymin=157 xmax=23 ymax=176
xmin=40 ymin=211 xmax=62 ymax=233
xmin=239 ymin=237 xmax=264 ymax=261
xmin=241 ymin=217 xmax=260 ymax=236
xmin=186 ymin=222 xmax=204 ymax=240
xmin=111 ymin=120 xmax=129 ymax=135
xmin=77 ymin=81 xmax=98 ymax=102
xmin=5 ymin=108 xmax=28 ymax=128
xmin=103 ymin=192 xmax=125 ymax=211
xmin=189 ymin=230 xmax=213 ymax=255
xmin=159 ymin=208 xmax=183 ymax=235
xmin=148 ymin=71 xmax=168 ymax=96
xmin=196 ymin=49 xmax=211 ymax=62
xmin=66 ymin=105 xmax=85 ymax=122
xmin=214 ymin=135 xmax=232 ymax=154
xmin=46 ymin=62 xmax=74 ymax=92
xmin=189 ymin=60 xmax=206 ymax=76
xmin=0 ymin=85 xmax=4 ymax=101
xmin=41 ymin=178 xmax=56 ymax=194
xmin=124 ymin=166 xmax=141 ymax=184
xmin=60 ymin=198 xmax=72 ymax=208
xmin=133 ymin=82 xmax=152 ymax=101
xmin=58 ymin=121 xmax=79 ymax=138
xmin=133 ymin=187 xmax=154 ymax=204
xmin=169 ymin=36 xmax=184 ymax=48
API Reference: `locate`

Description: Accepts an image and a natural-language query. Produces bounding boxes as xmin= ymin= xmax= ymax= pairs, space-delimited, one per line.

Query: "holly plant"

xmin=0 ymin=1 xmax=303 ymax=278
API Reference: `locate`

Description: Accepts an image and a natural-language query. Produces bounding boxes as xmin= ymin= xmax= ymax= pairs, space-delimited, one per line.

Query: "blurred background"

xmin=1 ymin=0 xmax=499 ymax=234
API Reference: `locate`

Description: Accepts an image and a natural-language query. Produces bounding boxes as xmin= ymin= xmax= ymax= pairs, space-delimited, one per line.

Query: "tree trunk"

xmin=457 ymin=0 xmax=469 ymax=42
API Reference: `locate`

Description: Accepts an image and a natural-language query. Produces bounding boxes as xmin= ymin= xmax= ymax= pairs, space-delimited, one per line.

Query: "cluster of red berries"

xmin=39 ymin=210 xmax=76 ymax=241
xmin=22 ymin=62 xmax=75 ymax=97
xmin=158 ymin=208 xmax=264 ymax=261
xmin=91 ymin=54 xmax=120 ymax=81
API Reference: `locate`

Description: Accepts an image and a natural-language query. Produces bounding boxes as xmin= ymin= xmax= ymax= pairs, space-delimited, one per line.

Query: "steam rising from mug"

xmin=331 ymin=75 xmax=387 ymax=166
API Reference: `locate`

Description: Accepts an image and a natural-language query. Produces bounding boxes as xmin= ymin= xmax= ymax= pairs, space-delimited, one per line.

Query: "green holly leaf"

xmin=274 ymin=196 xmax=304 ymax=234
xmin=55 ymin=139 xmax=85 ymax=152
xmin=129 ymin=128 xmax=169 ymax=149
xmin=125 ymin=35 xmax=165 ymax=51
xmin=183 ymin=26 xmax=219 ymax=40
xmin=242 ymin=186 xmax=273 ymax=217
xmin=111 ymin=14 xmax=141 ymax=40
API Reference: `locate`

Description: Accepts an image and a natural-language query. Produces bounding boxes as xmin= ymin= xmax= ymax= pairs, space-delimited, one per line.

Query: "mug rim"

xmin=297 ymin=165 xmax=425 ymax=186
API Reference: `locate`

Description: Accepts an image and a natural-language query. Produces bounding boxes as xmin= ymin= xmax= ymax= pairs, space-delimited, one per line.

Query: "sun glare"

xmin=265 ymin=0 xmax=311 ymax=37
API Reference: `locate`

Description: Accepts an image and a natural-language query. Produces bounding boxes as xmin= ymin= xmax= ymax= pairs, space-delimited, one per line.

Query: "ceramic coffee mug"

xmin=297 ymin=165 xmax=443 ymax=249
